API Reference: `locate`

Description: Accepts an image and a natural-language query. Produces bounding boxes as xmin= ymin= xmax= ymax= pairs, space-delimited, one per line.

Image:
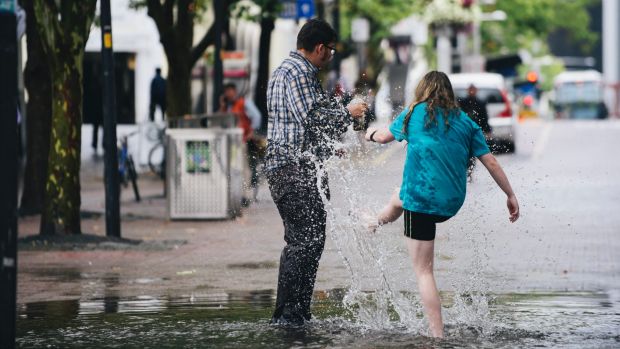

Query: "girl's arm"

xmin=478 ymin=153 xmax=520 ymax=222
xmin=365 ymin=127 xmax=395 ymax=144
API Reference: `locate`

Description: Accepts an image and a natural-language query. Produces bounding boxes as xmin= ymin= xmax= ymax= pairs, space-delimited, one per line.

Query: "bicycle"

xmin=147 ymin=124 xmax=166 ymax=180
xmin=118 ymin=131 xmax=141 ymax=202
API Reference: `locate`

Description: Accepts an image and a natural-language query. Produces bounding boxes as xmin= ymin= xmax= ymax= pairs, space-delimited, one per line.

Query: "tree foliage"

xmin=338 ymin=0 xmax=426 ymax=80
xmin=482 ymin=0 xmax=598 ymax=55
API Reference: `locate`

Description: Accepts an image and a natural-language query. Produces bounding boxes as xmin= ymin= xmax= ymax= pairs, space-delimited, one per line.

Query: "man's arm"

xmin=288 ymin=75 xmax=352 ymax=128
xmin=285 ymin=72 xmax=353 ymax=138
xmin=244 ymin=99 xmax=262 ymax=130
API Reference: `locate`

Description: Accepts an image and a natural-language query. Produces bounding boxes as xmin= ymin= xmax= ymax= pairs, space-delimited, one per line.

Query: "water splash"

xmin=312 ymin=116 xmax=496 ymax=336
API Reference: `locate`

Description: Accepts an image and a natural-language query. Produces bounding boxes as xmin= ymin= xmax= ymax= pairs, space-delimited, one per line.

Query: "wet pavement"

xmin=16 ymin=290 xmax=620 ymax=348
xmin=16 ymin=119 xmax=620 ymax=347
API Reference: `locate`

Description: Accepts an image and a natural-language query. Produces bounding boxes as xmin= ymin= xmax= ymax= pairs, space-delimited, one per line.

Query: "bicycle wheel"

xmin=126 ymin=156 xmax=141 ymax=202
xmin=148 ymin=142 xmax=165 ymax=180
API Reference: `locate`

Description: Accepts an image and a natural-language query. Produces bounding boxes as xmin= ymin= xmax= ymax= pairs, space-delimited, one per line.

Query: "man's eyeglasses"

xmin=325 ymin=44 xmax=337 ymax=56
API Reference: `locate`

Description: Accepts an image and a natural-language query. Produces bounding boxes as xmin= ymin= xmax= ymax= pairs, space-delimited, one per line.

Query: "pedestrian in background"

xmin=265 ymin=18 xmax=367 ymax=326
xmin=458 ymin=84 xmax=491 ymax=136
xmin=219 ymin=82 xmax=263 ymax=204
xmin=365 ymin=71 xmax=519 ymax=337
xmin=149 ymin=67 xmax=166 ymax=122
xmin=84 ymin=69 xmax=103 ymax=154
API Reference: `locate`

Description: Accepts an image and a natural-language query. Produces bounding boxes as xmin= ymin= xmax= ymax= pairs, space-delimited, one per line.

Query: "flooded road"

xmin=16 ymin=289 xmax=620 ymax=348
xmin=16 ymin=120 xmax=620 ymax=347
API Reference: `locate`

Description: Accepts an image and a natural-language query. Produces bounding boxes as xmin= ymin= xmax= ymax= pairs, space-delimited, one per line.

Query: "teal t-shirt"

xmin=389 ymin=102 xmax=490 ymax=216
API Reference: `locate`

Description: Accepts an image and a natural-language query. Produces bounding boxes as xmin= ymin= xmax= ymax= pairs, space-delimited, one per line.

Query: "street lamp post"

xmin=100 ymin=0 xmax=121 ymax=238
xmin=435 ymin=24 xmax=453 ymax=74
xmin=351 ymin=17 xmax=370 ymax=76
xmin=469 ymin=9 xmax=507 ymax=72
xmin=331 ymin=0 xmax=341 ymax=80
xmin=603 ymin=0 xmax=620 ymax=117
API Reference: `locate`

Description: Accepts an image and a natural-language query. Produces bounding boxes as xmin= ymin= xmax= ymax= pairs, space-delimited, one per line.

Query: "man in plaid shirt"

xmin=265 ymin=19 xmax=367 ymax=326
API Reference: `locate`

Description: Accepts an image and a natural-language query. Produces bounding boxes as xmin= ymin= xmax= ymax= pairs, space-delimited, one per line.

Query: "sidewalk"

xmin=17 ymin=151 xmax=353 ymax=304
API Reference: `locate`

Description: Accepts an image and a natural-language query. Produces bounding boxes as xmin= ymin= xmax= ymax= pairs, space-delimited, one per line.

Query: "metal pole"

xmin=437 ymin=26 xmax=452 ymax=74
xmin=212 ymin=0 xmax=224 ymax=113
xmin=100 ymin=0 xmax=121 ymax=237
xmin=357 ymin=42 xmax=367 ymax=74
xmin=0 ymin=8 xmax=18 ymax=348
xmin=332 ymin=0 xmax=341 ymax=79
xmin=473 ymin=20 xmax=480 ymax=57
xmin=603 ymin=0 xmax=620 ymax=117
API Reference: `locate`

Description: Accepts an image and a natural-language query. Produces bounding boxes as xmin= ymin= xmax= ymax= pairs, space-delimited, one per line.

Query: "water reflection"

xmin=16 ymin=290 xmax=620 ymax=349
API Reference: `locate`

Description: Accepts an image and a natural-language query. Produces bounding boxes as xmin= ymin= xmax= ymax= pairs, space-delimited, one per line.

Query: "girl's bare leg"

xmin=405 ymin=238 xmax=444 ymax=338
xmin=377 ymin=188 xmax=404 ymax=225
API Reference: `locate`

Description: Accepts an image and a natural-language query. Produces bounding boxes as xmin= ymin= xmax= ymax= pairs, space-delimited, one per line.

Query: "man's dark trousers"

xmin=267 ymin=163 xmax=327 ymax=324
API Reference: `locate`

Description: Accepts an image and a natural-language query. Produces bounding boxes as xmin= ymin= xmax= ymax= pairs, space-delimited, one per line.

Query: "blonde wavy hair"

xmin=401 ymin=71 xmax=460 ymax=135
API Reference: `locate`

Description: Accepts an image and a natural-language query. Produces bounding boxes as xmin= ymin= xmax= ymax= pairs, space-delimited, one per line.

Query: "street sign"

xmin=280 ymin=0 xmax=315 ymax=19
xmin=280 ymin=0 xmax=296 ymax=19
xmin=0 ymin=0 xmax=15 ymax=13
xmin=296 ymin=0 xmax=314 ymax=18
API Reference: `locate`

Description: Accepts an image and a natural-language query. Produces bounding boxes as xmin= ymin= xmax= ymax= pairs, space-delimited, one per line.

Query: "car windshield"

xmin=555 ymin=81 xmax=602 ymax=104
xmin=454 ymin=88 xmax=504 ymax=104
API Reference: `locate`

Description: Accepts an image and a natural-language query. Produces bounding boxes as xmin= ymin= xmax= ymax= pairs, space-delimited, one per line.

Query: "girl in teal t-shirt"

xmin=364 ymin=71 xmax=520 ymax=338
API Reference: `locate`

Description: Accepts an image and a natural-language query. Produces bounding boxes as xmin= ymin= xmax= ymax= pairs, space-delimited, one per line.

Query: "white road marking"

xmin=532 ymin=122 xmax=552 ymax=160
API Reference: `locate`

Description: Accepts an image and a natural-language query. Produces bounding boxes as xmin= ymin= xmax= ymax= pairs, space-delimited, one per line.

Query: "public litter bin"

xmin=166 ymin=128 xmax=244 ymax=219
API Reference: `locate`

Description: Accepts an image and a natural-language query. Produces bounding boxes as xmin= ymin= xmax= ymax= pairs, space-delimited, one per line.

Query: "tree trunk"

xmin=34 ymin=0 xmax=96 ymax=235
xmin=39 ymin=63 xmax=84 ymax=235
xmin=146 ymin=1 xmax=240 ymax=119
xmin=255 ymin=15 xmax=275 ymax=133
xmin=19 ymin=0 xmax=51 ymax=216
xmin=166 ymin=55 xmax=192 ymax=118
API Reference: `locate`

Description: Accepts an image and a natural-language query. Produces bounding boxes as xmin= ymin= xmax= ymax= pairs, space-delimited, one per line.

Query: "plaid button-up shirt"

xmin=265 ymin=51 xmax=352 ymax=172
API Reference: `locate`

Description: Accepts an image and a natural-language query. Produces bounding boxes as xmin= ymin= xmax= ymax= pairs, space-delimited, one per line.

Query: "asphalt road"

xmin=324 ymin=118 xmax=620 ymax=296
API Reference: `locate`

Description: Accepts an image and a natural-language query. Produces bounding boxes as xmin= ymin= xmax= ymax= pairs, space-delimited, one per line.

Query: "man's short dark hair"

xmin=224 ymin=82 xmax=237 ymax=90
xmin=296 ymin=18 xmax=337 ymax=52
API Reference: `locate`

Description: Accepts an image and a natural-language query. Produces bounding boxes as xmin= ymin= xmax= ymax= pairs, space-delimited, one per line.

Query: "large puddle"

xmin=16 ymin=289 xmax=620 ymax=348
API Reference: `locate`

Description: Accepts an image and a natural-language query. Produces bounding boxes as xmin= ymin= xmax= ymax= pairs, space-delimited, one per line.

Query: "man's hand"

xmin=347 ymin=101 xmax=368 ymax=118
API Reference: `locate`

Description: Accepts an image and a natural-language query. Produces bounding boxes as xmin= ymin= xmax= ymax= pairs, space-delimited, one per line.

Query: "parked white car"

xmin=449 ymin=72 xmax=517 ymax=152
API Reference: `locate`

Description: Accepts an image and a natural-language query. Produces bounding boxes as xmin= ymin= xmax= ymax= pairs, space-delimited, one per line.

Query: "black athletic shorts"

xmin=403 ymin=209 xmax=452 ymax=241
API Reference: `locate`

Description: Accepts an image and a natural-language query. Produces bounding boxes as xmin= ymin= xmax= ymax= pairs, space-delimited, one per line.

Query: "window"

xmin=83 ymin=52 xmax=136 ymax=125
xmin=454 ymin=88 xmax=503 ymax=104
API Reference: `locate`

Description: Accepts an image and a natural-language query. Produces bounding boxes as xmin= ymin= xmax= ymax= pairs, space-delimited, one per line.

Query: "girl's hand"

xmin=507 ymin=195 xmax=520 ymax=222
xmin=365 ymin=127 xmax=378 ymax=141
